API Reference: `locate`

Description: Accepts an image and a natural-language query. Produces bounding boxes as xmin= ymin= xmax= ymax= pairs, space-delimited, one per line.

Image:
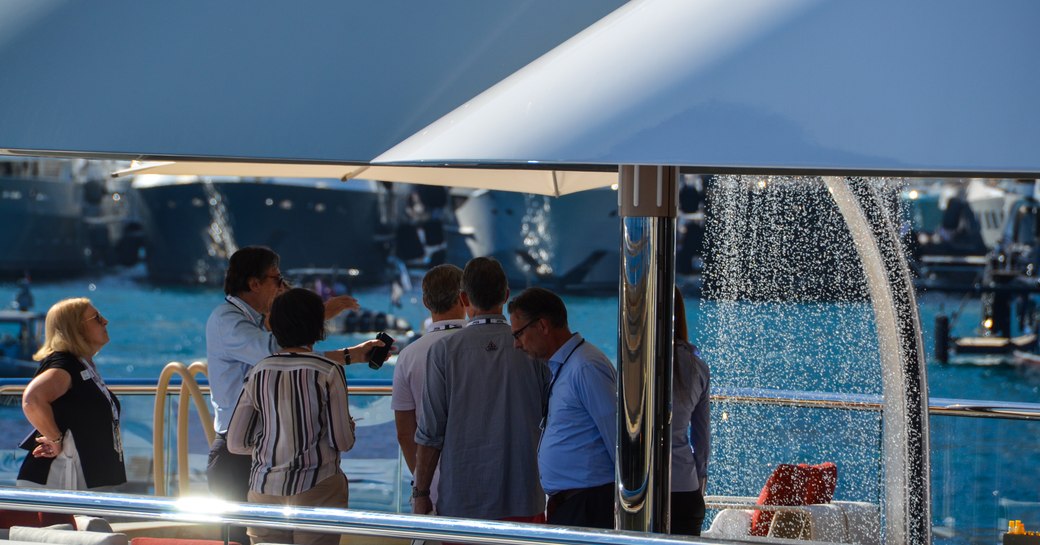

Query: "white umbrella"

xmin=0 ymin=0 xmax=624 ymax=165
xmin=112 ymin=160 xmax=616 ymax=197
xmin=376 ymin=0 xmax=1040 ymax=176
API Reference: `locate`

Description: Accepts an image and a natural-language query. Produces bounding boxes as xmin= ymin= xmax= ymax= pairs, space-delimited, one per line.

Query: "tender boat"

xmin=0 ymin=310 xmax=42 ymax=378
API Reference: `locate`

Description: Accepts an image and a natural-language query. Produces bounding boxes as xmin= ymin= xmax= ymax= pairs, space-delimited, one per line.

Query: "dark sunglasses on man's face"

xmin=266 ymin=274 xmax=290 ymax=288
xmin=512 ymin=319 xmax=538 ymax=340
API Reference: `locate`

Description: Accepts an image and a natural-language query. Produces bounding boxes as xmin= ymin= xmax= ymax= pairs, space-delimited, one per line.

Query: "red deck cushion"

xmin=750 ymin=464 xmax=806 ymax=536
xmin=0 ymin=510 xmax=76 ymax=530
xmin=802 ymin=462 xmax=838 ymax=505
xmin=749 ymin=462 xmax=839 ymax=536
xmin=131 ymin=539 xmax=241 ymax=545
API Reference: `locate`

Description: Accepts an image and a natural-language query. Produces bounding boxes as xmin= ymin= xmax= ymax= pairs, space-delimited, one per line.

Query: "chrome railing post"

xmin=617 ymin=165 xmax=677 ymax=533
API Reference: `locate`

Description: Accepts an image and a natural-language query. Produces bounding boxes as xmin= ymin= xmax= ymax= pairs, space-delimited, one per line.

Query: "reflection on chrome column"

xmin=617 ymin=166 xmax=677 ymax=533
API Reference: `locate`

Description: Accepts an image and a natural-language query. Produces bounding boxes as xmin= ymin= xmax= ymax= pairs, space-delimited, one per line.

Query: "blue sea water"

xmin=1 ymin=271 xmax=1039 ymax=544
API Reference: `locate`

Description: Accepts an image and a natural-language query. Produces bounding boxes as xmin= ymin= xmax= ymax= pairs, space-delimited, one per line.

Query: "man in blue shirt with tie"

xmin=508 ymin=287 xmax=617 ymax=529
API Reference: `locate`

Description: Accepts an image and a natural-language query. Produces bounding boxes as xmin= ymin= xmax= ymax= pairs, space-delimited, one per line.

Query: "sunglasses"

xmin=511 ymin=319 xmax=538 ymax=340
xmin=266 ymin=274 xmax=290 ymax=288
xmin=83 ymin=312 xmax=105 ymax=325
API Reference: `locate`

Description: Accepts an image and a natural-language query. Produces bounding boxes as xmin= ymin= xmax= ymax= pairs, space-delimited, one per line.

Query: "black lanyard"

xmin=543 ymin=339 xmax=586 ymax=421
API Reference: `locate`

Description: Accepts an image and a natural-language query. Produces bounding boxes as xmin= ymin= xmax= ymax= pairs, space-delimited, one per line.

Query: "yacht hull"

xmin=447 ymin=188 xmax=620 ymax=292
xmin=135 ymin=179 xmax=391 ymax=285
xmin=0 ymin=175 xmax=87 ymax=276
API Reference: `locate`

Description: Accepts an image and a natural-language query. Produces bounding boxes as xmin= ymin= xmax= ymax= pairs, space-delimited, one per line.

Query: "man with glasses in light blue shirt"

xmin=508 ymin=287 xmax=617 ymax=529
xmin=205 ymin=246 xmax=380 ymax=542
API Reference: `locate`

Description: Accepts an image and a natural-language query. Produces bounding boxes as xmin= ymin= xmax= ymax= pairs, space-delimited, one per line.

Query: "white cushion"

xmin=10 ymin=526 xmax=128 ymax=545
xmin=703 ymin=508 xmax=752 ymax=539
xmin=74 ymin=516 xmax=114 ymax=533
xmin=835 ymin=501 xmax=881 ymax=545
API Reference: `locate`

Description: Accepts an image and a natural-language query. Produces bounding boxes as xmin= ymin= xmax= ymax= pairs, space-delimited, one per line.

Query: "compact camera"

xmin=367 ymin=331 xmax=395 ymax=370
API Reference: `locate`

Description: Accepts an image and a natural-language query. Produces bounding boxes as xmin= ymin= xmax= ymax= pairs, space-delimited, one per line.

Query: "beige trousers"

xmin=246 ymin=472 xmax=349 ymax=545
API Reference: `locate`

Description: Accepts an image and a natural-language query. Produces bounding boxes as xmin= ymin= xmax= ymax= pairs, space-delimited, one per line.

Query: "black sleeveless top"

xmin=18 ymin=351 xmax=126 ymax=488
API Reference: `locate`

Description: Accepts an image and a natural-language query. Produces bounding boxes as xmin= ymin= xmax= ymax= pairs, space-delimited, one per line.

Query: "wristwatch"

xmin=341 ymin=348 xmax=351 ymax=365
xmin=411 ymin=486 xmax=431 ymax=498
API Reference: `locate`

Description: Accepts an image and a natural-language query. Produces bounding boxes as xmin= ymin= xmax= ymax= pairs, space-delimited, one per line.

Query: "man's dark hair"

xmin=462 ymin=257 xmax=508 ymax=311
xmin=269 ymin=288 xmax=326 ymax=348
xmin=422 ymin=264 xmax=463 ymax=314
xmin=507 ymin=287 xmax=568 ymax=329
xmin=224 ymin=246 xmax=279 ymax=296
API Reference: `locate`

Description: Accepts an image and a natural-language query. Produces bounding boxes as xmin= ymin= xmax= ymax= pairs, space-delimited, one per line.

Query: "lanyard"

xmin=79 ymin=357 xmax=123 ymax=460
xmin=79 ymin=357 xmax=118 ymax=422
xmin=226 ymin=295 xmax=263 ymax=326
xmin=467 ymin=317 xmax=508 ymax=326
xmin=543 ymin=339 xmax=586 ymax=421
xmin=428 ymin=323 xmax=463 ymax=333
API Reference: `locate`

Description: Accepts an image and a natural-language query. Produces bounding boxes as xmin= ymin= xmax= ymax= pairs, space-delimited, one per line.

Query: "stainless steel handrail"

xmin=3 ymin=381 xmax=1039 ymax=420
xmin=0 ymin=487 xmax=726 ymax=545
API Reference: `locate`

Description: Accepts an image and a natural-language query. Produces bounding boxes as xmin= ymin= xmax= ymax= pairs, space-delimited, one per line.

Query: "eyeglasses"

xmin=511 ymin=319 xmax=538 ymax=341
xmin=83 ymin=312 xmax=105 ymax=325
xmin=266 ymin=274 xmax=289 ymax=287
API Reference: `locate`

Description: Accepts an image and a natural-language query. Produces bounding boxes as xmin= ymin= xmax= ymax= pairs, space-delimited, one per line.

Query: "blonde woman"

xmin=16 ymin=298 xmax=125 ymax=490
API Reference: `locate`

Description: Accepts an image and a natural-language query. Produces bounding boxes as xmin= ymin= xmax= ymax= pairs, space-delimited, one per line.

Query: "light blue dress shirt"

xmin=538 ymin=333 xmax=617 ymax=495
xmin=672 ymin=340 xmax=710 ymax=492
xmin=206 ymin=295 xmax=280 ymax=433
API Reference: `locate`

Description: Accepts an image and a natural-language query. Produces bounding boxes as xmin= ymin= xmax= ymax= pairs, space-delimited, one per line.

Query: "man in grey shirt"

xmin=412 ymin=257 xmax=550 ymax=521
xmin=392 ymin=264 xmax=466 ymax=511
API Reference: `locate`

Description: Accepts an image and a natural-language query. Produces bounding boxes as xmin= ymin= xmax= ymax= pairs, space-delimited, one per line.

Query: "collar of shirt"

xmin=226 ymin=295 xmax=265 ymax=326
xmin=548 ymin=332 xmax=584 ymax=374
xmin=426 ymin=318 xmax=467 ymax=334
xmin=466 ymin=313 xmax=508 ymax=326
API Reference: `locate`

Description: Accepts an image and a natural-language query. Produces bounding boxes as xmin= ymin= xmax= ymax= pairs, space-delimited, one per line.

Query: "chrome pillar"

xmin=823 ymin=177 xmax=931 ymax=545
xmin=617 ymin=165 xmax=677 ymax=532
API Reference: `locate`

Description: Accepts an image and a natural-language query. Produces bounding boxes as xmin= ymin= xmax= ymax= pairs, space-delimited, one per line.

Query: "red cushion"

xmin=131 ymin=539 xmax=241 ymax=545
xmin=0 ymin=510 xmax=76 ymax=530
xmin=802 ymin=462 xmax=838 ymax=504
xmin=750 ymin=464 xmax=806 ymax=536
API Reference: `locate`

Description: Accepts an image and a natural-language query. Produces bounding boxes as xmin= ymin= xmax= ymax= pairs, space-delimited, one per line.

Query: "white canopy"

xmin=0 ymin=0 xmax=622 ymax=166
xmin=376 ymin=0 xmax=1040 ymax=177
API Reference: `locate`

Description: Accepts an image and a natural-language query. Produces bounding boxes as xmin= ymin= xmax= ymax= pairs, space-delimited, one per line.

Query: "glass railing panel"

xmin=708 ymin=397 xmax=884 ymax=532
xmin=930 ymin=413 xmax=1040 ymax=545
xmin=8 ymin=376 xmax=1040 ymax=544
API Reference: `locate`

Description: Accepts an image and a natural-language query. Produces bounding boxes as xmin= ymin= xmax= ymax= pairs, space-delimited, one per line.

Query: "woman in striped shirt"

xmin=228 ymin=288 xmax=356 ymax=545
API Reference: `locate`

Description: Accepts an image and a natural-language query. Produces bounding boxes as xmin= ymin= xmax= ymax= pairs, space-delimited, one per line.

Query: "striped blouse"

xmin=226 ymin=351 xmax=355 ymax=496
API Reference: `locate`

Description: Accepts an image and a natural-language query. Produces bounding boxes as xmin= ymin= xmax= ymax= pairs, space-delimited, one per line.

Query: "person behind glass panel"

xmin=670 ymin=287 xmax=711 ymax=536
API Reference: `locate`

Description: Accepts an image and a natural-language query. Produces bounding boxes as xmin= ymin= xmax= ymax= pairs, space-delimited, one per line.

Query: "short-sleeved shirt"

xmin=672 ymin=340 xmax=710 ymax=492
xmin=391 ymin=318 xmax=466 ymax=506
xmin=206 ymin=295 xmax=280 ymax=433
xmin=538 ymin=333 xmax=617 ymax=495
xmin=415 ymin=314 xmax=550 ymax=519
xmin=226 ymin=351 xmax=355 ymax=496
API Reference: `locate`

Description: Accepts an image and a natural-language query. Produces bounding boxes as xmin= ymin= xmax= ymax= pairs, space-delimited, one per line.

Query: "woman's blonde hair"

xmin=33 ymin=297 xmax=96 ymax=361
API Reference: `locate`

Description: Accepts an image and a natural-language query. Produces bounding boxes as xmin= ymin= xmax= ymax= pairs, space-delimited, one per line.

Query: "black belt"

xmin=549 ymin=482 xmax=613 ymax=504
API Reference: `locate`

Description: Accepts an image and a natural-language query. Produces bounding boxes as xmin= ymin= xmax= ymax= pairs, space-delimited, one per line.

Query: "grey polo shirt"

xmin=416 ymin=315 xmax=550 ymax=519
